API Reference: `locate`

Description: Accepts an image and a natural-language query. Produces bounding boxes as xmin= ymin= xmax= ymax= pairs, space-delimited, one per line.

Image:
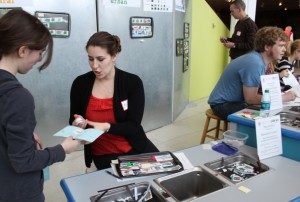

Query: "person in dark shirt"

xmin=274 ymin=62 xmax=292 ymax=92
xmin=0 ymin=10 xmax=80 ymax=202
xmin=220 ymin=0 xmax=258 ymax=59
xmin=69 ymin=31 xmax=159 ymax=170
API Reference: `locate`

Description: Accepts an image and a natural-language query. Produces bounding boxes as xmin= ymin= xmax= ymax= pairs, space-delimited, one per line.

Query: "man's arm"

xmin=244 ymin=86 xmax=296 ymax=105
xmin=243 ymin=86 xmax=261 ymax=105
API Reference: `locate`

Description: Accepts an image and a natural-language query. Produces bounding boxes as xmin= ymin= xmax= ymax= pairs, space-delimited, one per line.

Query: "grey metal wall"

xmin=3 ymin=0 xmax=97 ymax=146
xmin=2 ymin=0 xmax=190 ymax=146
xmin=172 ymin=0 xmax=190 ymax=120
xmin=97 ymin=0 xmax=174 ymax=131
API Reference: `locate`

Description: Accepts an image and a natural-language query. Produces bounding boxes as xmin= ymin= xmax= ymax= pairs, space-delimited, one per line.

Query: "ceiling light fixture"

xmin=284 ymin=7 xmax=287 ymax=10
xmin=279 ymin=2 xmax=282 ymax=6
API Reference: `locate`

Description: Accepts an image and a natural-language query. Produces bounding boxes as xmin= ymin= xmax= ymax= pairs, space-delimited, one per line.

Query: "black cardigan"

xmin=69 ymin=68 xmax=158 ymax=167
xmin=228 ymin=17 xmax=258 ymax=59
xmin=0 ymin=69 xmax=65 ymax=201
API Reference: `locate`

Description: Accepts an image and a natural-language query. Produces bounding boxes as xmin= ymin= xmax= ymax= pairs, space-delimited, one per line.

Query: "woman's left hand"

xmin=33 ymin=133 xmax=43 ymax=149
xmin=86 ymin=120 xmax=110 ymax=132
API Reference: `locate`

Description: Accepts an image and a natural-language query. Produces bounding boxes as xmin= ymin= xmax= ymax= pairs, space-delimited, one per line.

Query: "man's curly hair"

xmin=255 ymin=26 xmax=288 ymax=53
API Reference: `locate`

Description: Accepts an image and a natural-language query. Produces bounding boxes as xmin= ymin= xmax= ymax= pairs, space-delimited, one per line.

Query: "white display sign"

xmin=282 ymin=70 xmax=299 ymax=87
xmin=260 ymin=74 xmax=283 ymax=110
xmin=143 ymin=0 xmax=173 ymax=12
xmin=0 ymin=0 xmax=33 ymax=6
xmin=103 ymin=0 xmax=141 ymax=8
xmin=255 ymin=115 xmax=282 ymax=160
xmin=175 ymin=0 xmax=185 ymax=12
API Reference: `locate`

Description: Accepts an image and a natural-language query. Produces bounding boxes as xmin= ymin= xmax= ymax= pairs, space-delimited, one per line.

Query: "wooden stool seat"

xmin=200 ymin=109 xmax=228 ymax=144
xmin=205 ymin=108 xmax=221 ymax=120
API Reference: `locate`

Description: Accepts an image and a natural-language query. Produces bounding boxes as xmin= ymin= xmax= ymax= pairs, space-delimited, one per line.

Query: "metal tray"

xmin=90 ymin=182 xmax=155 ymax=202
xmin=204 ymin=153 xmax=269 ymax=184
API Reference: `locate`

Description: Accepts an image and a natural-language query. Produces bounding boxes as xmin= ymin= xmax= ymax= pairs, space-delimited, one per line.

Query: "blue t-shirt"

xmin=208 ymin=51 xmax=266 ymax=105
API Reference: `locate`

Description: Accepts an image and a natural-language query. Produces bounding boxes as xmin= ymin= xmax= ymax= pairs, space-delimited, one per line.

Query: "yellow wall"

xmin=189 ymin=0 xmax=229 ymax=101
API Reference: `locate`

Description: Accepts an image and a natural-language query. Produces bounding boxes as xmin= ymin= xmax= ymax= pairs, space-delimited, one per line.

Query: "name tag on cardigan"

xmin=237 ymin=31 xmax=241 ymax=36
xmin=121 ymin=99 xmax=128 ymax=111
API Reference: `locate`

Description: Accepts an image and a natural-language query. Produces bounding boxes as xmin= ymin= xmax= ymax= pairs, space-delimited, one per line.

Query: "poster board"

xmin=35 ymin=11 xmax=70 ymax=38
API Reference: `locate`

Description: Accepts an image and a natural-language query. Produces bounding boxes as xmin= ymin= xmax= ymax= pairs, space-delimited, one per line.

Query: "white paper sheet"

xmin=103 ymin=0 xmax=141 ymax=7
xmin=260 ymin=74 xmax=283 ymax=110
xmin=283 ymin=97 xmax=300 ymax=107
xmin=143 ymin=0 xmax=173 ymax=12
xmin=174 ymin=152 xmax=194 ymax=170
xmin=282 ymin=70 xmax=299 ymax=87
xmin=53 ymin=126 xmax=104 ymax=142
xmin=175 ymin=0 xmax=185 ymax=12
xmin=255 ymin=115 xmax=282 ymax=160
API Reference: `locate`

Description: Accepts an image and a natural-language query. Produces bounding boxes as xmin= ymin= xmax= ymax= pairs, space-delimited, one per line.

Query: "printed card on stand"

xmin=255 ymin=115 xmax=282 ymax=160
xmin=260 ymin=74 xmax=282 ymax=110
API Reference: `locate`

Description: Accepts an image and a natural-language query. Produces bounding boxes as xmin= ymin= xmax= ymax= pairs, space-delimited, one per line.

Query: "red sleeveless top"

xmin=86 ymin=95 xmax=132 ymax=155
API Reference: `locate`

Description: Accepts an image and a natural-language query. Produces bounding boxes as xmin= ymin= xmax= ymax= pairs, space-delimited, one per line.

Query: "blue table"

xmin=60 ymin=145 xmax=300 ymax=202
xmin=228 ymin=109 xmax=300 ymax=162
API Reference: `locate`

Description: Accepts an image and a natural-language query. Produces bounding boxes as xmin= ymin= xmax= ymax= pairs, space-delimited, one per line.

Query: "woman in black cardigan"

xmin=70 ymin=31 xmax=158 ymax=169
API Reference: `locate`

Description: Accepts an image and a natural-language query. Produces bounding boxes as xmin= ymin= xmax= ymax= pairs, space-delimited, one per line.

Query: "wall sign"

xmin=103 ymin=0 xmax=141 ymax=7
xmin=143 ymin=0 xmax=173 ymax=12
xmin=184 ymin=22 xmax=189 ymax=39
xmin=176 ymin=38 xmax=183 ymax=56
xmin=35 ymin=11 xmax=70 ymax=38
xmin=183 ymin=40 xmax=189 ymax=72
xmin=130 ymin=16 xmax=153 ymax=38
xmin=175 ymin=0 xmax=185 ymax=12
xmin=0 ymin=0 xmax=33 ymax=6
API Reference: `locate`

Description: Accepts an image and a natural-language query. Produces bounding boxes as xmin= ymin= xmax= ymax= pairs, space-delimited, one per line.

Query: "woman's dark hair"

xmin=0 ymin=9 xmax=53 ymax=71
xmin=86 ymin=31 xmax=121 ymax=56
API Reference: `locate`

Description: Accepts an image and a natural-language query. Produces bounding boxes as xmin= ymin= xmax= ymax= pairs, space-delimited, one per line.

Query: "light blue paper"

xmin=53 ymin=126 xmax=104 ymax=142
xmin=43 ymin=166 xmax=50 ymax=181
xmin=290 ymin=196 xmax=300 ymax=202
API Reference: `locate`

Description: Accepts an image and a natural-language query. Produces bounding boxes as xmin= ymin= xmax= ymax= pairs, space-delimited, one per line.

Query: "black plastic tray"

xmin=114 ymin=151 xmax=183 ymax=178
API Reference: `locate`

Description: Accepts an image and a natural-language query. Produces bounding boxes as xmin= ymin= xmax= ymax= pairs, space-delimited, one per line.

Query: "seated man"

xmin=208 ymin=26 xmax=296 ymax=120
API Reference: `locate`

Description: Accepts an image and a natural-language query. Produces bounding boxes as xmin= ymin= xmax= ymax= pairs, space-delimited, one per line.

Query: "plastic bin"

xmin=223 ymin=130 xmax=249 ymax=148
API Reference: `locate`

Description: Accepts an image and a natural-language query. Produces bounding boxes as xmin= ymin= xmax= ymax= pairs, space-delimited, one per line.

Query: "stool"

xmin=200 ymin=109 xmax=228 ymax=144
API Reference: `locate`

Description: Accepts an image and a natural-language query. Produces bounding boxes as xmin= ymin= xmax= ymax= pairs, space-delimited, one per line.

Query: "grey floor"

xmin=44 ymin=97 xmax=217 ymax=201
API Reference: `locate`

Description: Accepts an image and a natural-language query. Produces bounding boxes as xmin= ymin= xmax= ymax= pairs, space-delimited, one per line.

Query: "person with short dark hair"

xmin=274 ymin=62 xmax=292 ymax=92
xmin=70 ymin=31 xmax=159 ymax=170
xmin=209 ymin=27 xmax=296 ymax=120
xmin=220 ymin=0 xmax=258 ymax=59
xmin=0 ymin=9 xmax=80 ymax=202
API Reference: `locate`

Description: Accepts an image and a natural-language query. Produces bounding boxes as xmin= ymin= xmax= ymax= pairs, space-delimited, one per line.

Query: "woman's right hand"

xmin=72 ymin=114 xmax=87 ymax=128
xmin=86 ymin=120 xmax=110 ymax=132
xmin=282 ymin=90 xmax=296 ymax=102
xmin=61 ymin=136 xmax=80 ymax=154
